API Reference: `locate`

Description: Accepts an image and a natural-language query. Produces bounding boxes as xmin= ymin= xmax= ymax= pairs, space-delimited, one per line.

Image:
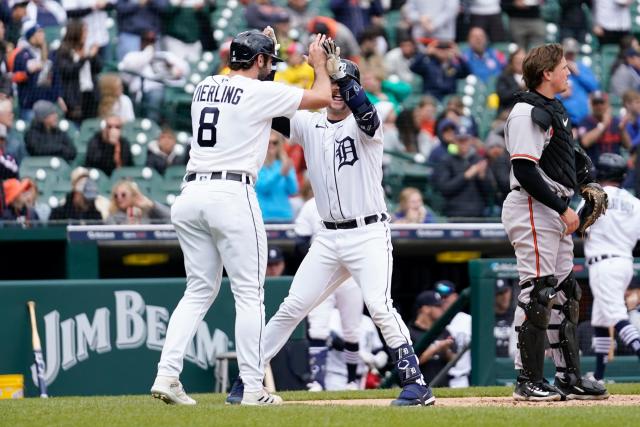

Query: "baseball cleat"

xmin=345 ymin=380 xmax=360 ymax=391
xmin=513 ymin=380 xmax=563 ymax=401
xmin=307 ymin=381 xmax=324 ymax=392
xmin=390 ymin=383 xmax=435 ymax=406
xmin=150 ymin=376 xmax=196 ymax=405
xmin=225 ymin=377 xmax=244 ymax=405
xmin=241 ymin=389 xmax=283 ymax=405
xmin=554 ymin=376 xmax=610 ymax=400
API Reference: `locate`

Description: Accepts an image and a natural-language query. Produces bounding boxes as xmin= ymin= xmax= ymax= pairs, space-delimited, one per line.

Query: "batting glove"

xmin=322 ymin=39 xmax=345 ymax=80
xmin=262 ymin=26 xmax=280 ymax=53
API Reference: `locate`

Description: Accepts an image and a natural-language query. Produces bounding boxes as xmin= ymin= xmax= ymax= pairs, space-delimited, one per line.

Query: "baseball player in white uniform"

xmin=295 ymin=196 xmax=365 ymax=391
xmin=581 ymin=153 xmax=640 ymax=381
xmin=150 ymin=28 xmax=333 ymax=406
xmin=227 ymin=41 xmax=435 ymax=406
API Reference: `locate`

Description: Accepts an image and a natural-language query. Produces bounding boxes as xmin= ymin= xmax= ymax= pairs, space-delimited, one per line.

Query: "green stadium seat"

xmin=78 ymin=118 xmax=103 ymax=148
xmin=165 ymin=165 xmax=187 ymax=182
xmin=111 ymin=166 xmax=163 ymax=195
xmin=130 ymin=143 xmax=148 ymax=167
xmin=123 ymin=118 xmax=161 ymax=145
xmin=87 ymin=167 xmax=111 ymax=194
xmin=20 ymin=156 xmax=71 ymax=184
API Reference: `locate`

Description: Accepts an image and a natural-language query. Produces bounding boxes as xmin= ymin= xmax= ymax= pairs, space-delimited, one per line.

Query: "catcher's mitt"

xmin=577 ymin=182 xmax=608 ymax=235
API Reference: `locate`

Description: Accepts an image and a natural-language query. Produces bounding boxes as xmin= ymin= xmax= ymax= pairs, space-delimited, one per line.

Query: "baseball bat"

xmin=608 ymin=326 xmax=615 ymax=362
xmin=27 ymin=301 xmax=48 ymax=398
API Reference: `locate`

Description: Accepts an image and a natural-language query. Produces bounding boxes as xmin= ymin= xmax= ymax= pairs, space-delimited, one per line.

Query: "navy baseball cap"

xmin=434 ymin=280 xmax=456 ymax=297
xmin=267 ymin=246 xmax=284 ymax=264
xmin=415 ymin=290 xmax=443 ymax=308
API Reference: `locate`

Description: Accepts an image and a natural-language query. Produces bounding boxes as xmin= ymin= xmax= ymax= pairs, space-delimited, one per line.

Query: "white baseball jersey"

xmin=505 ymin=102 xmax=573 ymax=198
xmin=445 ymin=312 xmax=471 ymax=387
xmin=187 ymin=75 xmax=303 ymax=178
xmin=294 ymin=197 xmax=323 ymax=239
xmin=289 ymin=111 xmax=387 ymax=221
xmin=583 ymin=186 xmax=640 ymax=258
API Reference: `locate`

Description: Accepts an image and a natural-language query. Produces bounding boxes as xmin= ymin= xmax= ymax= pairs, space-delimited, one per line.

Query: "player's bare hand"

xmin=560 ymin=207 xmax=579 ymax=235
xmin=308 ymin=34 xmax=327 ymax=68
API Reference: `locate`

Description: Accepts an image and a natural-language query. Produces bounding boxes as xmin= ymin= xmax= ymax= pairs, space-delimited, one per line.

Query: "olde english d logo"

xmin=335 ymin=136 xmax=358 ymax=170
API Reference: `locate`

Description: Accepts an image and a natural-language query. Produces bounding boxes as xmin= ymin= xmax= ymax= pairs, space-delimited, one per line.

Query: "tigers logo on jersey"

xmin=335 ymin=136 xmax=358 ymax=170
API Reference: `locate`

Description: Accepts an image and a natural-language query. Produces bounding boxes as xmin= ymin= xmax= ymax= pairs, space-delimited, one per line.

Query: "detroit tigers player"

xmin=582 ymin=153 xmax=640 ymax=381
xmin=150 ymin=28 xmax=332 ymax=406
xmin=227 ymin=42 xmax=435 ymax=406
xmin=502 ymin=43 xmax=608 ymax=401
xmin=295 ymin=196 xmax=365 ymax=391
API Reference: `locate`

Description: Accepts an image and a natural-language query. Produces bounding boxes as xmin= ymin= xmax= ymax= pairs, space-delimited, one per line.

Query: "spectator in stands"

xmin=622 ymin=89 xmax=640 ymax=150
xmin=0 ymin=98 xmax=28 ymax=164
xmin=119 ymin=30 xmax=189 ymax=123
xmin=274 ymin=42 xmax=314 ymax=89
xmin=23 ymin=178 xmax=49 ymax=220
xmin=410 ymin=40 xmax=470 ymax=100
xmin=484 ymin=121 xmax=510 ymax=209
xmin=97 ymin=73 xmax=135 ymax=122
xmin=5 ymin=0 xmax=29 ymax=46
xmin=392 ymin=187 xmax=435 ymax=224
xmin=384 ymin=32 xmax=417 ymax=85
xmin=468 ymin=0 xmax=506 ymax=43
xmin=361 ymin=69 xmax=411 ymax=113
xmin=49 ymin=167 xmax=102 ymax=221
xmin=409 ymin=290 xmax=457 ymax=385
xmin=0 ymin=20 xmax=13 ymax=97
xmin=501 ymin=0 xmax=545 ymax=50
xmin=84 ymin=114 xmax=133 ymax=175
xmin=1 ymin=177 xmax=38 ymax=223
xmin=358 ymin=28 xmax=386 ymax=80
xmin=161 ymin=0 xmax=214 ymax=63
xmin=284 ymin=0 xmax=318 ymax=35
xmin=145 ymin=127 xmax=187 ymax=175
xmin=266 ymin=245 xmax=285 ymax=277
xmin=283 ymin=134 xmax=306 ymax=193
xmin=13 ymin=21 xmax=63 ymax=121
xmin=403 ymin=0 xmax=459 ymax=42
xmin=376 ymin=101 xmax=403 ymax=153
xmin=307 ymin=16 xmax=360 ymax=59
xmin=217 ymin=39 xmax=231 ymax=75
xmin=592 ymin=0 xmax=631 ymax=46
xmin=397 ymin=95 xmax=438 ymax=153
xmin=55 ymin=19 xmax=101 ymax=124
xmin=62 ymin=0 xmax=114 ymax=60
xmin=329 ymin=0 xmax=383 ymax=40
xmin=24 ymin=100 xmax=76 ymax=161
xmin=437 ymin=95 xmax=479 ymax=137
xmin=609 ymin=34 xmax=639 ymax=78
xmin=428 ymin=118 xmax=457 ymax=164
xmin=461 ymin=27 xmax=505 ymax=83
xmin=558 ymin=37 xmax=599 ymax=125
xmin=0 ymin=124 xmax=18 ymax=180
xmin=559 ymin=0 xmax=591 ymax=43
xmin=115 ymin=0 xmax=168 ymax=60
xmin=245 ymin=0 xmax=290 ymax=30
xmin=106 ymin=179 xmax=170 ymax=224
xmin=256 ymin=131 xmax=298 ymax=223
xmin=610 ymin=48 xmax=640 ymax=98
xmin=578 ymin=91 xmax=631 ymax=163
xmin=494 ymin=278 xmax=515 ymax=358
xmin=26 ymin=0 xmax=67 ymax=28
xmin=434 ymin=125 xmax=495 ymax=218
xmin=496 ymin=47 xmax=525 ymax=114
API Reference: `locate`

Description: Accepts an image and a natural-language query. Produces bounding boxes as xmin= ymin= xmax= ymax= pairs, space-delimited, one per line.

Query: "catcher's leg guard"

xmin=550 ymin=273 xmax=582 ymax=383
xmin=516 ymin=275 xmax=557 ymax=382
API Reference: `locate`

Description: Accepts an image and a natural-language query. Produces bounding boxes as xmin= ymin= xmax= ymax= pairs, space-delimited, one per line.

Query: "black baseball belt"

xmin=322 ymin=213 xmax=388 ymax=230
xmin=586 ymin=254 xmax=621 ymax=266
xmin=185 ymin=172 xmax=253 ymax=185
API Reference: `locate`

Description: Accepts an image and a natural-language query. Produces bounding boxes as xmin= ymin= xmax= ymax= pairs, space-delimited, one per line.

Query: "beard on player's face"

xmin=257 ymin=56 xmax=273 ymax=81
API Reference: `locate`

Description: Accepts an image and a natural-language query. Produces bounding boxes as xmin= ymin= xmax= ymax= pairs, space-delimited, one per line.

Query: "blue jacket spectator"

xmin=329 ymin=0 xmax=383 ymax=40
xmin=622 ymin=89 xmax=640 ymax=149
xmin=116 ymin=0 xmax=168 ymax=60
xmin=557 ymin=38 xmax=599 ymax=125
xmin=410 ymin=42 xmax=470 ymax=100
xmin=256 ymin=134 xmax=298 ymax=222
xmin=13 ymin=23 xmax=62 ymax=120
xmin=461 ymin=27 xmax=505 ymax=83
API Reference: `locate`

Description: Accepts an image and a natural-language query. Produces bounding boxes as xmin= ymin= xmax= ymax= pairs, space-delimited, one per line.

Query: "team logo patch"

xmin=335 ymin=136 xmax=358 ymax=170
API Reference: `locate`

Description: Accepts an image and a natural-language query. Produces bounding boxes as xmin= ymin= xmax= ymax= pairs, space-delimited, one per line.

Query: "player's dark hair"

xmin=522 ymin=43 xmax=564 ymax=90
xmin=229 ymin=53 xmax=265 ymax=71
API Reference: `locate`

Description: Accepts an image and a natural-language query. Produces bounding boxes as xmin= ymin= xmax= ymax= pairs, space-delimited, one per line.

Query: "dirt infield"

xmin=288 ymin=394 xmax=640 ymax=407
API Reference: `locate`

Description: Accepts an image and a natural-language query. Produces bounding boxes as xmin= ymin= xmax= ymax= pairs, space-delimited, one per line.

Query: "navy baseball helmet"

xmin=596 ymin=153 xmax=627 ymax=182
xmin=230 ymin=30 xmax=283 ymax=67
xmin=332 ymin=59 xmax=360 ymax=84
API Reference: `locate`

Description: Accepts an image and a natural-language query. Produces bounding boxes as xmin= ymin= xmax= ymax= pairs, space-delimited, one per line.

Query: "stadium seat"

xmin=87 ymin=167 xmax=111 ymax=194
xmin=165 ymin=165 xmax=187 ymax=182
xmin=111 ymin=166 xmax=163 ymax=195
xmin=123 ymin=118 xmax=161 ymax=145
xmin=20 ymin=156 xmax=71 ymax=183
xmin=130 ymin=143 xmax=148 ymax=167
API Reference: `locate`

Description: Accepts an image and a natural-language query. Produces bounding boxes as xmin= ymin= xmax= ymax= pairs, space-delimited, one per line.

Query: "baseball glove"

xmin=577 ymin=182 xmax=608 ymax=235
xmin=322 ymin=39 xmax=345 ymax=80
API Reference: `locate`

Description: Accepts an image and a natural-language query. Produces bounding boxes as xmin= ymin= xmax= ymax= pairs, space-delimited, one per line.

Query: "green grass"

xmin=2 ymin=384 xmax=640 ymax=427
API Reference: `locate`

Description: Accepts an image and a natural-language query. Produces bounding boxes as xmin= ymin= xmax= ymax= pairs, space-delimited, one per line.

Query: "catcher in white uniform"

xmin=296 ymin=196 xmax=365 ymax=391
xmin=150 ymin=28 xmax=333 ymax=406
xmin=581 ymin=153 xmax=640 ymax=381
xmin=227 ymin=41 xmax=435 ymax=406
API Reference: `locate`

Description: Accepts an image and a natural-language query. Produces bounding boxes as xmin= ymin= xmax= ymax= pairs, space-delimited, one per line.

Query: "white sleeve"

xmin=294 ymin=202 xmax=315 ymax=236
xmin=505 ymin=113 xmax=545 ymax=163
xmin=255 ymin=81 xmax=304 ymax=120
xmin=289 ymin=111 xmax=313 ymax=149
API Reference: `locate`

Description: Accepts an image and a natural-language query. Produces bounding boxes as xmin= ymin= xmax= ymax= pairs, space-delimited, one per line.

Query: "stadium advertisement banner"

xmin=0 ymin=277 xmax=293 ymax=397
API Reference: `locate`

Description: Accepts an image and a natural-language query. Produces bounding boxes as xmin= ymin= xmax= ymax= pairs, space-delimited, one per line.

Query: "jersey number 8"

xmin=197 ymin=107 xmax=220 ymax=147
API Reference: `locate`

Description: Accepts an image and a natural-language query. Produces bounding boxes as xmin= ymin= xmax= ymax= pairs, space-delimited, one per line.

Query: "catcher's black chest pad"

xmin=515 ymin=91 xmax=577 ymax=190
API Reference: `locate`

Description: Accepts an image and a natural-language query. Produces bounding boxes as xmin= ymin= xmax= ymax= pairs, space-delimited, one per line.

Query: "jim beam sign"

xmin=30 ymin=290 xmax=231 ymax=387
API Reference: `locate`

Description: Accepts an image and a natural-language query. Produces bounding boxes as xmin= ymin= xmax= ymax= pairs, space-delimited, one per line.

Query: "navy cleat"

xmin=390 ymin=383 xmax=435 ymax=406
xmin=225 ymin=377 xmax=244 ymax=405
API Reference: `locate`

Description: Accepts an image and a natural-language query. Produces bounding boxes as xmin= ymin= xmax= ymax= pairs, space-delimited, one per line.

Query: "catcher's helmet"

xmin=230 ymin=30 xmax=283 ymax=66
xmin=332 ymin=59 xmax=360 ymax=84
xmin=596 ymin=153 xmax=627 ymax=182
